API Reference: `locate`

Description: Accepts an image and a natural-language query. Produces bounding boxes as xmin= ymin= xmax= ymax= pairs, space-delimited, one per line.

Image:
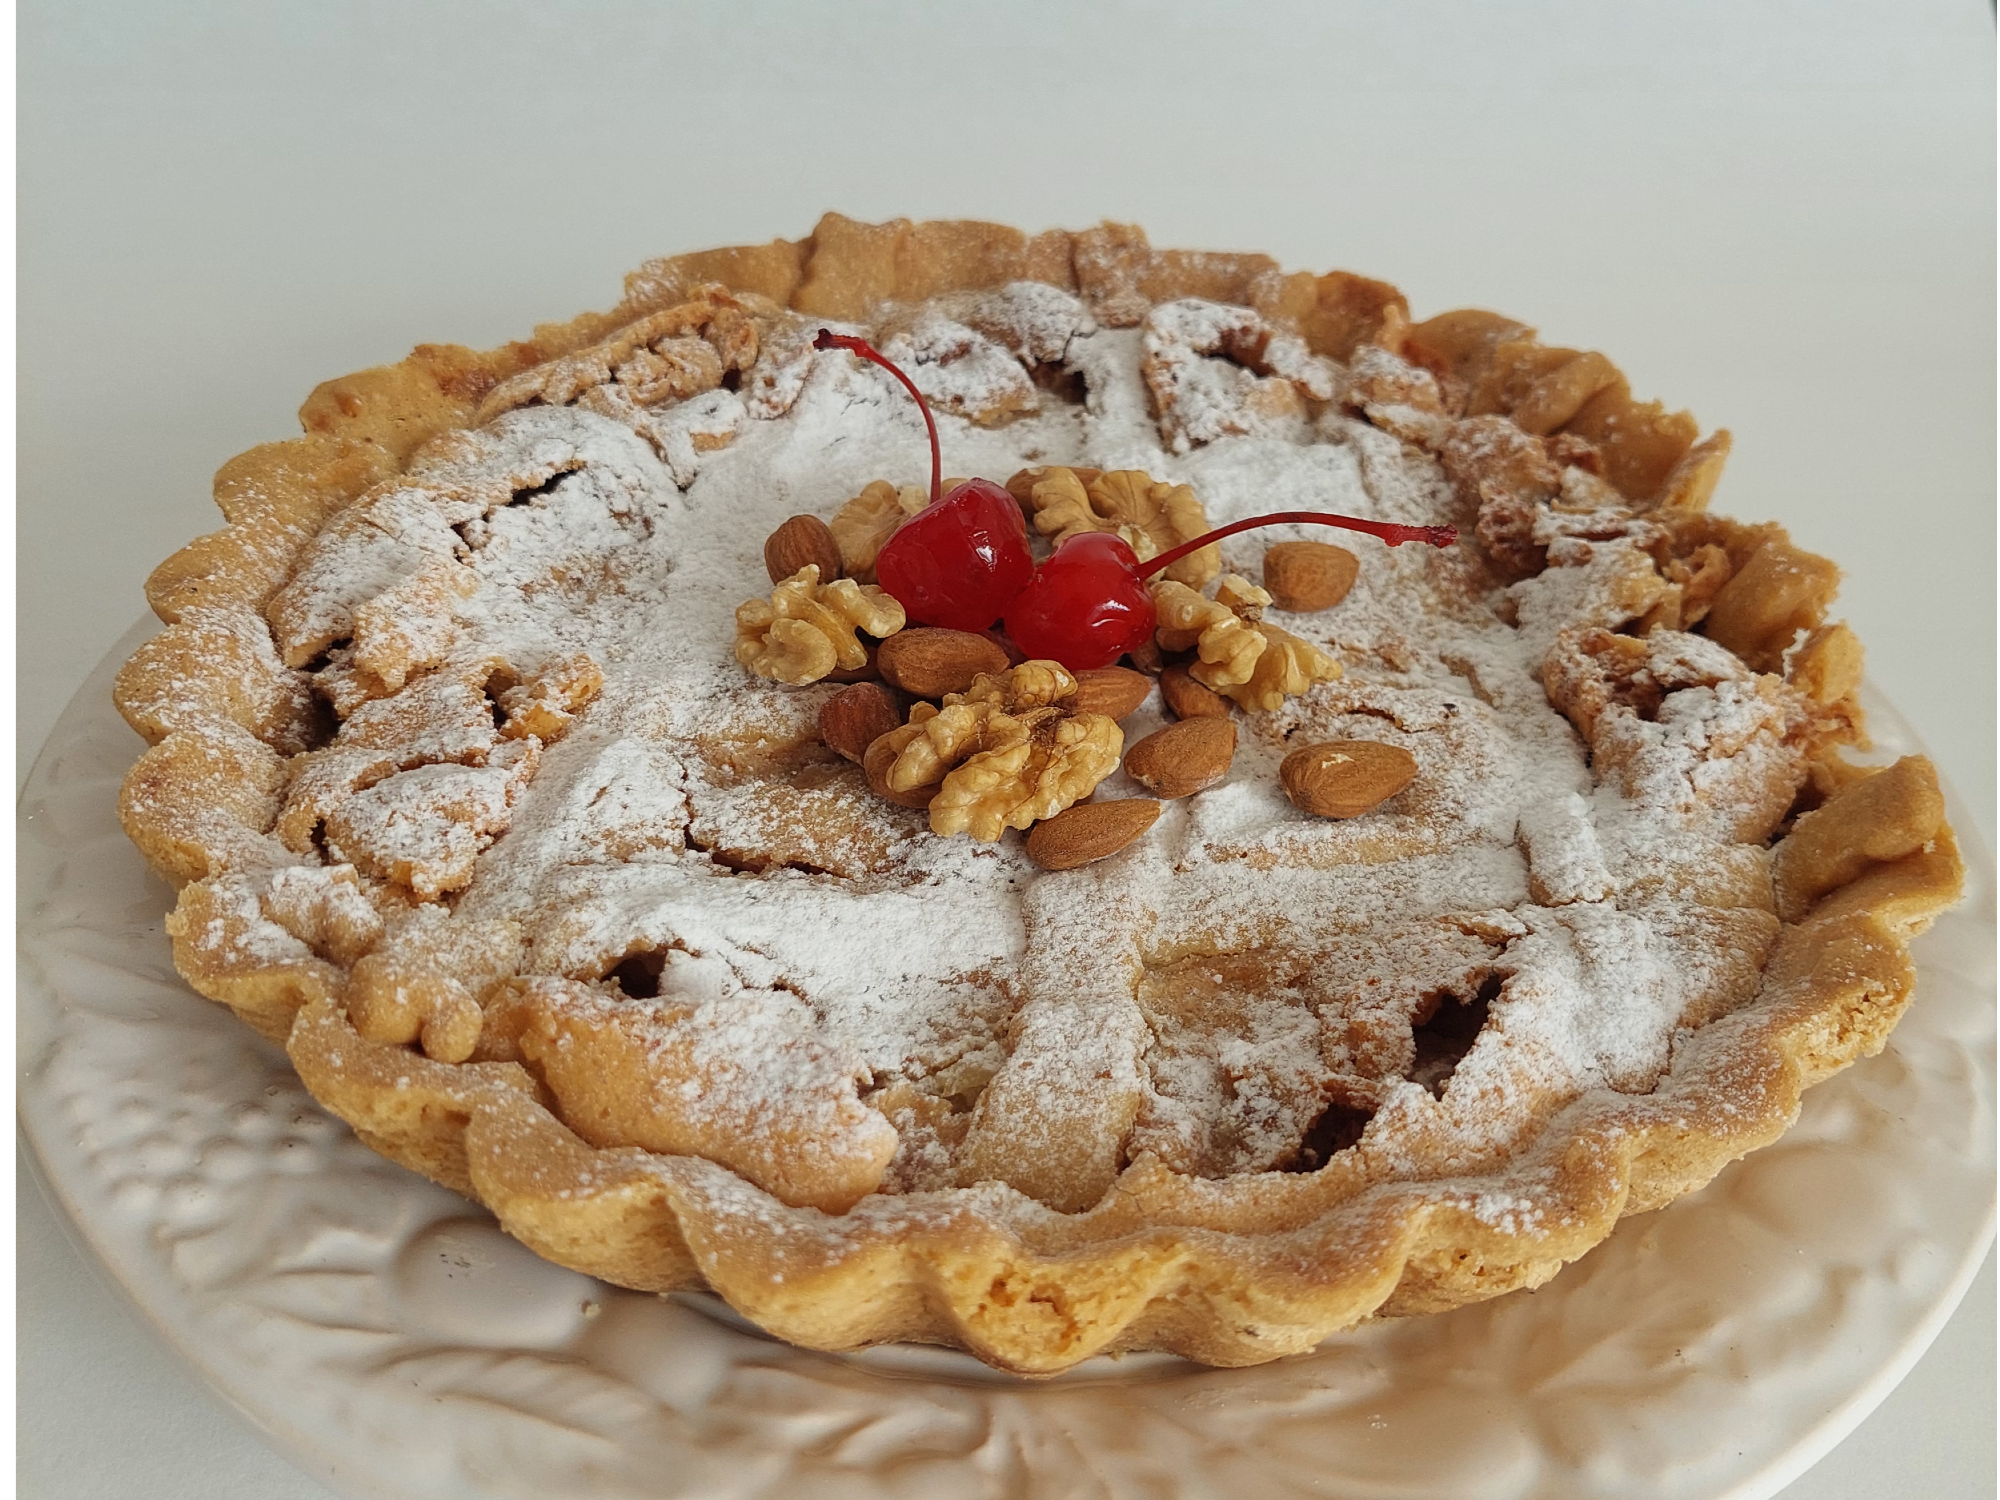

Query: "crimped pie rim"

xmin=111 ymin=213 xmax=1965 ymax=1374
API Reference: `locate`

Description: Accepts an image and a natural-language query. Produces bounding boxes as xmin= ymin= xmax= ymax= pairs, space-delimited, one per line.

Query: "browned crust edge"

xmin=112 ymin=213 xmax=1967 ymax=1374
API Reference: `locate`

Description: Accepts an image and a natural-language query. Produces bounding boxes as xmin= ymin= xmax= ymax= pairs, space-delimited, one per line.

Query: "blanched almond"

xmin=1280 ymin=740 xmax=1417 ymax=818
xmin=1262 ymin=541 xmax=1359 ymax=613
xmin=1124 ymin=717 xmax=1235 ymax=798
xmin=1026 ymin=799 xmax=1161 ymax=870
xmin=877 ymin=628 xmax=1011 ymax=698
xmin=1069 ymin=666 xmax=1153 ymax=720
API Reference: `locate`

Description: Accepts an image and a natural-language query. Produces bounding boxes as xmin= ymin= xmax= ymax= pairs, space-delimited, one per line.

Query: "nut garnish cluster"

xmin=729 ymin=458 xmax=1423 ymax=868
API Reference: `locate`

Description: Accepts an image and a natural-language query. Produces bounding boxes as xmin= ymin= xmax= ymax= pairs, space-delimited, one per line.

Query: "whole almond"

xmin=1124 ymin=717 xmax=1236 ymax=798
xmin=1280 ymin=740 xmax=1418 ymax=818
xmin=862 ymin=731 xmax=941 ymax=810
xmin=1069 ymin=666 xmax=1153 ymax=720
xmin=764 ymin=514 xmax=844 ymax=585
xmin=1263 ymin=541 xmax=1359 ymax=613
xmin=823 ymin=640 xmax=881 ymax=683
xmin=1026 ymin=799 xmax=1162 ymax=870
xmin=1125 ymin=638 xmax=1165 ymax=674
xmin=1159 ymin=665 xmax=1231 ymax=720
xmin=877 ymin=628 xmax=1011 ymax=698
xmin=818 ymin=683 xmax=903 ymax=763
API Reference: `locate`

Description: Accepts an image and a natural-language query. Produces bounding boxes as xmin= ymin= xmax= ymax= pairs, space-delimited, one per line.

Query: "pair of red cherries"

xmin=814 ymin=330 xmax=1456 ymax=672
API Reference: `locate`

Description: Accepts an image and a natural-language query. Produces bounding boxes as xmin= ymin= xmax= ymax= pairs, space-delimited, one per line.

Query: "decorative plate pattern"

xmin=20 ymin=618 xmax=1996 ymax=1500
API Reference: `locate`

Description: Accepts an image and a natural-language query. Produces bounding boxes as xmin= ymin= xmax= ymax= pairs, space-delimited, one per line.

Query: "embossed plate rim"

xmin=18 ymin=615 xmax=1996 ymax=1500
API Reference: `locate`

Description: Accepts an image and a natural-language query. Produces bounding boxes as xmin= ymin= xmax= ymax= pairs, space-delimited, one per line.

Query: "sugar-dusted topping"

xmin=879 ymin=315 xmax=1040 ymax=427
xmin=181 ymin=871 xmax=326 ymax=969
xmin=267 ymin=491 xmax=463 ymax=667
xmin=1594 ymin=678 xmax=1813 ymax=843
xmin=1517 ymin=792 xmax=1616 ymax=906
xmin=1140 ymin=298 xmax=1336 ymax=453
xmin=955 ymin=280 xmax=1097 ymax=365
xmin=499 ymin=957 xmax=897 ymax=1213
xmin=1508 ymin=538 xmax=1668 ymax=667
xmin=583 ymin=386 xmax=748 ymax=488
xmin=261 ymin=293 xmax=1839 ymax=1226
xmin=1342 ymin=345 xmax=1454 ymax=449
xmin=323 ymin=740 xmax=538 ymax=899
xmin=741 ymin=315 xmax=825 ymax=421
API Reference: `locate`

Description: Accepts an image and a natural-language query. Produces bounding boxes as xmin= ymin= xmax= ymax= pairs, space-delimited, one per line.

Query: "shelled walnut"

xmin=1008 ymin=465 xmax=1221 ymax=589
xmin=1151 ymin=575 xmax=1340 ymax=711
xmin=735 ymin=564 xmax=906 ymax=685
xmin=875 ymin=661 xmax=1124 ymax=840
xmin=829 ymin=479 xmax=929 ymax=582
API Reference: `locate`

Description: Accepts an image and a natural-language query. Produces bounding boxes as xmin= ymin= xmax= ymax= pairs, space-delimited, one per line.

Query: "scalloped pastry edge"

xmin=113 ymin=214 xmax=1966 ymax=1375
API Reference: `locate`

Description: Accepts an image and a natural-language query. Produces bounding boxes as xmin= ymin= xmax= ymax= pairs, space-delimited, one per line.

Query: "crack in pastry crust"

xmin=118 ymin=213 xmax=1964 ymax=1374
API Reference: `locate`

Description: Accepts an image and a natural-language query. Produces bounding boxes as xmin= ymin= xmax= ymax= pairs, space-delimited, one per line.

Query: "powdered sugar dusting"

xmin=262 ymin=292 xmax=1830 ymax=1232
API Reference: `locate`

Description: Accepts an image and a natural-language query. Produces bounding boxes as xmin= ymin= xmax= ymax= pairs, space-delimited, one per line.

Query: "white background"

xmin=17 ymin=3 xmax=1994 ymax=1496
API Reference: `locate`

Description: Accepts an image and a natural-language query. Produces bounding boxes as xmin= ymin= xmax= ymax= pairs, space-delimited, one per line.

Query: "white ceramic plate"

xmin=19 ymin=618 xmax=1996 ymax=1500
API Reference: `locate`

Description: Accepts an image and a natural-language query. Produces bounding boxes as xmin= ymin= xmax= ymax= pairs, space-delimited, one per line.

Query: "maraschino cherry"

xmin=813 ymin=331 xmax=1033 ymax=633
xmin=1006 ymin=511 xmax=1458 ymax=671
xmin=1003 ymin=532 xmax=1156 ymax=666
xmin=813 ymin=327 xmax=1458 ymax=669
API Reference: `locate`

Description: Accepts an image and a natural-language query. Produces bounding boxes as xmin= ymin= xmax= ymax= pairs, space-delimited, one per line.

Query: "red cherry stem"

xmin=812 ymin=329 xmax=941 ymax=504
xmin=1136 ymin=511 xmax=1458 ymax=581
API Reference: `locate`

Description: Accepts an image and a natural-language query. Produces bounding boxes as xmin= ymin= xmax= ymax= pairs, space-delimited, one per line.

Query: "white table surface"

xmin=18 ymin=3 xmax=1994 ymax=1496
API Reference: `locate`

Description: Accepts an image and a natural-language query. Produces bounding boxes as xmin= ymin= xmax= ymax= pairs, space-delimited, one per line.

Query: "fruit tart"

xmin=113 ymin=213 xmax=1964 ymax=1374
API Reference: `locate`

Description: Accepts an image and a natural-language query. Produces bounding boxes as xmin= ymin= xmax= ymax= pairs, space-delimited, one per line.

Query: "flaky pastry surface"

xmin=115 ymin=214 xmax=1963 ymax=1374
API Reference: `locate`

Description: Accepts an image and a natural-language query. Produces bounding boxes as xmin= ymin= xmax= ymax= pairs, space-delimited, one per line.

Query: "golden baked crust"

xmin=116 ymin=213 xmax=1963 ymax=1374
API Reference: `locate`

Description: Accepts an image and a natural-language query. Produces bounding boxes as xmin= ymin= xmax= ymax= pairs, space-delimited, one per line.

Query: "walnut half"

xmin=735 ymin=565 xmax=906 ymax=685
xmin=1008 ymin=466 xmax=1222 ymax=590
xmin=829 ymin=479 xmax=929 ymax=583
xmin=1152 ymin=575 xmax=1341 ymax=711
xmin=882 ymin=662 xmax=1124 ymax=840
